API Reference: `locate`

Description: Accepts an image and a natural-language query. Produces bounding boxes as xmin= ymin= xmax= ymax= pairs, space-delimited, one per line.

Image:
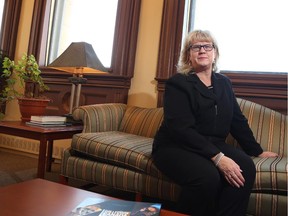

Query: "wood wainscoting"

xmin=42 ymin=70 xmax=287 ymax=116
xmin=222 ymin=72 xmax=287 ymax=115
xmin=156 ymin=72 xmax=287 ymax=115
xmin=41 ymin=71 xmax=131 ymax=115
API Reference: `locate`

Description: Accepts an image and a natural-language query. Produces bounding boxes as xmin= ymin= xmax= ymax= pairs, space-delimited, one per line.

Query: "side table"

xmin=0 ymin=121 xmax=83 ymax=178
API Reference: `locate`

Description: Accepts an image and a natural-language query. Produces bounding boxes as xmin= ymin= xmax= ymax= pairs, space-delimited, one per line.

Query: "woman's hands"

xmin=258 ymin=151 xmax=278 ymax=158
xmin=214 ymin=151 xmax=278 ymax=188
xmin=216 ymin=156 xmax=245 ymax=188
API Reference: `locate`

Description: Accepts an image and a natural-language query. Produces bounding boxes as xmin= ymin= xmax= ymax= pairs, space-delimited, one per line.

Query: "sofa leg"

xmin=135 ymin=193 xmax=142 ymax=201
xmin=59 ymin=174 xmax=69 ymax=185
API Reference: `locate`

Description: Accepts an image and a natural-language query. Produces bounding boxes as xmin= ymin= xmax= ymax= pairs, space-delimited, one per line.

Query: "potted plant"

xmin=0 ymin=53 xmax=50 ymax=121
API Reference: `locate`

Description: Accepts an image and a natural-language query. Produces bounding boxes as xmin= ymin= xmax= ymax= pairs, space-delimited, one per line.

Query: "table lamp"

xmin=48 ymin=42 xmax=108 ymax=115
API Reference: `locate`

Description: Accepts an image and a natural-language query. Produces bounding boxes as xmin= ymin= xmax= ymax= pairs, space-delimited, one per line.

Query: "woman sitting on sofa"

xmin=152 ymin=29 xmax=278 ymax=216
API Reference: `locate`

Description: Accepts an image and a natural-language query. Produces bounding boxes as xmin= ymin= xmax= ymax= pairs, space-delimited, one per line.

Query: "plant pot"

xmin=18 ymin=98 xmax=50 ymax=122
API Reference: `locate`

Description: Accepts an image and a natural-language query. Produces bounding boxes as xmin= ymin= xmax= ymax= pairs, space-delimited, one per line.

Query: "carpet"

xmin=0 ymin=149 xmax=179 ymax=212
xmin=0 ymin=150 xmax=38 ymax=187
xmin=0 ymin=150 xmax=86 ymax=188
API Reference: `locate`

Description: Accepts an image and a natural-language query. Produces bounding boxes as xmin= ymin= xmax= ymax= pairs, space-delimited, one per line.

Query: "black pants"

xmin=153 ymin=143 xmax=256 ymax=216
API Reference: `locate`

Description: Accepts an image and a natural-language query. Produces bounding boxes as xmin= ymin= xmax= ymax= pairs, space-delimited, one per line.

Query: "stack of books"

xmin=26 ymin=116 xmax=70 ymax=127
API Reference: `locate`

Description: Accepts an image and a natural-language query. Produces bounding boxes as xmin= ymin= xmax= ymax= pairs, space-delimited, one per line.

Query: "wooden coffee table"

xmin=0 ymin=121 xmax=83 ymax=178
xmin=0 ymin=179 xmax=187 ymax=216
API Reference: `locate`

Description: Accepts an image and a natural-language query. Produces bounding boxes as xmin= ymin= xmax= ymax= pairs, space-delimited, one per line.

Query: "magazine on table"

xmin=68 ymin=197 xmax=161 ymax=216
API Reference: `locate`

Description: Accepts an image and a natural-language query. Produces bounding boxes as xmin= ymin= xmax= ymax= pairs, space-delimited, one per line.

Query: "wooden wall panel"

xmin=42 ymin=72 xmax=130 ymax=115
xmin=223 ymin=72 xmax=287 ymax=115
xmin=156 ymin=73 xmax=287 ymax=115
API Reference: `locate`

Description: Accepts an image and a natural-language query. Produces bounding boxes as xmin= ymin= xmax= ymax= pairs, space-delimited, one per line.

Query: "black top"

xmin=152 ymin=72 xmax=263 ymax=158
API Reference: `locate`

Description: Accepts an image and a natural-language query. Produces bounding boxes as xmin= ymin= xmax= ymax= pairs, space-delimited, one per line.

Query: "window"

xmin=30 ymin=0 xmax=140 ymax=77
xmin=183 ymin=0 xmax=288 ymax=73
xmin=47 ymin=0 xmax=118 ymax=68
xmin=0 ymin=0 xmax=4 ymax=34
xmin=156 ymin=0 xmax=286 ymax=112
xmin=0 ymin=0 xmax=22 ymax=59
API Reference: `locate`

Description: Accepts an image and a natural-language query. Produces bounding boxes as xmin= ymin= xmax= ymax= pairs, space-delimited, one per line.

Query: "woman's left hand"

xmin=258 ymin=151 xmax=278 ymax=158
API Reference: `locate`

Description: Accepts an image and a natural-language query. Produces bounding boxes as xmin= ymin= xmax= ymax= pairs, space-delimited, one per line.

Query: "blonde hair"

xmin=177 ymin=30 xmax=220 ymax=74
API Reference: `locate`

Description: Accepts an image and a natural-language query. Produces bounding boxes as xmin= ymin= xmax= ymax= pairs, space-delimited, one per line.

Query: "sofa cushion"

xmin=71 ymin=131 xmax=164 ymax=178
xmin=253 ymin=156 xmax=287 ymax=194
xmin=62 ymin=150 xmax=180 ymax=201
xmin=119 ymin=106 xmax=163 ymax=138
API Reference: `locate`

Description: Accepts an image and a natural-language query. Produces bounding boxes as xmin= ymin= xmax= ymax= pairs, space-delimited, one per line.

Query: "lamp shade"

xmin=48 ymin=42 xmax=107 ymax=74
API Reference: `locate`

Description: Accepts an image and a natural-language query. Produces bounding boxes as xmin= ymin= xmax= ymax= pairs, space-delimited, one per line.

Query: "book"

xmin=25 ymin=121 xmax=71 ymax=128
xmin=68 ymin=197 xmax=161 ymax=216
xmin=30 ymin=120 xmax=67 ymax=125
xmin=30 ymin=115 xmax=67 ymax=122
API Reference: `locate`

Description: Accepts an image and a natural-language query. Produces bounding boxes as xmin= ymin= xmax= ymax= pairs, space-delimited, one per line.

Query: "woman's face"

xmin=189 ymin=41 xmax=216 ymax=72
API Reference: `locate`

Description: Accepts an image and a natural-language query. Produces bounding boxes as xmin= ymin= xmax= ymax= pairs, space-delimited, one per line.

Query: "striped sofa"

xmin=60 ymin=98 xmax=287 ymax=216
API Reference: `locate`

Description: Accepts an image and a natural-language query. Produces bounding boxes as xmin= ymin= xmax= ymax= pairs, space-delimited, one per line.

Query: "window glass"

xmin=184 ymin=0 xmax=288 ymax=73
xmin=47 ymin=0 xmax=118 ymax=68
xmin=0 ymin=0 xmax=5 ymax=34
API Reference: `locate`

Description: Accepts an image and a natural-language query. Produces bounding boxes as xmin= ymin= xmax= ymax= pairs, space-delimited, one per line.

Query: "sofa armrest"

xmin=72 ymin=103 xmax=127 ymax=133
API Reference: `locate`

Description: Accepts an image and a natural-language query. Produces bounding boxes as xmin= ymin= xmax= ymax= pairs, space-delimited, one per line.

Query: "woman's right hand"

xmin=217 ymin=156 xmax=245 ymax=188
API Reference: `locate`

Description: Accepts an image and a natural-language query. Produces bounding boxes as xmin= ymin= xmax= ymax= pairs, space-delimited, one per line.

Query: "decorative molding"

xmin=111 ymin=0 xmax=141 ymax=77
xmin=222 ymin=72 xmax=287 ymax=114
xmin=28 ymin=0 xmax=51 ymax=65
xmin=0 ymin=134 xmax=67 ymax=159
xmin=0 ymin=0 xmax=22 ymax=58
xmin=156 ymin=0 xmax=185 ymax=79
xmin=221 ymin=72 xmax=287 ymax=96
xmin=156 ymin=0 xmax=185 ymax=107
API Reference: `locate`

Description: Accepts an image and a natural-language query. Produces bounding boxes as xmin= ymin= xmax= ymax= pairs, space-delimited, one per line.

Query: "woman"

xmin=152 ymin=30 xmax=278 ymax=216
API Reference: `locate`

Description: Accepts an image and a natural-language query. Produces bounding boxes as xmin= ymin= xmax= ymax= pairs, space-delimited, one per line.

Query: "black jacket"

xmin=152 ymin=72 xmax=263 ymax=158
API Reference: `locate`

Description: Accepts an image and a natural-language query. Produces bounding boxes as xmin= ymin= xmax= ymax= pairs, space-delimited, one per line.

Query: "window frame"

xmin=156 ymin=0 xmax=287 ymax=114
xmin=26 ymin=0 xmax=141 ymax=115
xmin=0 ymin=0 xmax=22 ymax=58
xmin=28 ymin=0 xmax=141 ymax=78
